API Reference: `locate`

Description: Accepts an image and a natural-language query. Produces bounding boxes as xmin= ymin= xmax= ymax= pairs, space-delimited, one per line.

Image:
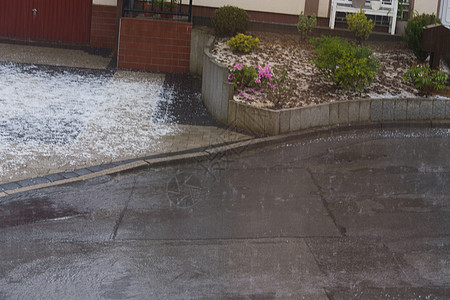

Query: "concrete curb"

xmin=1 ymin=120 xmax=449 ymax=198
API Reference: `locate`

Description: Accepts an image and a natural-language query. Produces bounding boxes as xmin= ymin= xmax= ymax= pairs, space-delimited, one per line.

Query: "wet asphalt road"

xmin=0 ymin=128 xmax=449 ymax=299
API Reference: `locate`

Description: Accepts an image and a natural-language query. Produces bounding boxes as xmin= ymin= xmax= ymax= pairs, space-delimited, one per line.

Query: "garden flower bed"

xmin=211 ymin=31 xmax=449 ymax=109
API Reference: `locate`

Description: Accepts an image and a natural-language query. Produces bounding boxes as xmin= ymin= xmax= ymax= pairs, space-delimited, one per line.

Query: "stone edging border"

xmin=201 ymin=46 xmax=450 ymax=136
xmin=1 ymin=121 xmax=449 ymax=198
xmin=228 ymin=97 xmax=450 ymax=136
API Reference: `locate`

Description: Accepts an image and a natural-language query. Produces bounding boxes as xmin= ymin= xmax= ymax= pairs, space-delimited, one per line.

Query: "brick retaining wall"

xmin=118 ymin=18 xmax=192 ymax=73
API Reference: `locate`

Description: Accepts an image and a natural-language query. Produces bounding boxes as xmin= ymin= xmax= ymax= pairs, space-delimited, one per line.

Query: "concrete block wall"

xmin=118 ymin=18 xmax=192 ymax=73
xmin=229 ymin=98 xmax=450 ymax=136
xmin=202 ymin=48 xmax=233 ymax=123
xmin=90 ymin=4 xmax=117 ymax=49
xmin=189 ymin=27 xmax=215 ymax=75
xmin=202 ymin=47 xmax=450 ymax=136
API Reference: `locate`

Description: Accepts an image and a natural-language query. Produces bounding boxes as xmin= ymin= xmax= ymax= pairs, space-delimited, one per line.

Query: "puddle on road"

xmin=0 ymin=197 xmax=82 ymax=228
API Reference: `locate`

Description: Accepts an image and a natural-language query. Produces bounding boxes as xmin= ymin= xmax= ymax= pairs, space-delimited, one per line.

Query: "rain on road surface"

xmin=0 ymin=128 xmax=449 ymax=299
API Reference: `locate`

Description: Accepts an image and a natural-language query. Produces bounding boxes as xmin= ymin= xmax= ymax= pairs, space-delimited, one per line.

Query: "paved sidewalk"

xmin=0 ymin=43 xmax=251 ymax=190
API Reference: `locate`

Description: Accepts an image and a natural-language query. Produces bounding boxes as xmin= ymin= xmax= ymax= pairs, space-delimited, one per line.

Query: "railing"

xmin=122 ymin=0 xmax=193 ymax=22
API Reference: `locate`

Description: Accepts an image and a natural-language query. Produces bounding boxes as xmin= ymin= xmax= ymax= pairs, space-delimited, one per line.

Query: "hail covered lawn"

xmin=212 ymin=31 xmax=448 ymax=108
xmin=0 ymin=63 xmax=178 ymax=183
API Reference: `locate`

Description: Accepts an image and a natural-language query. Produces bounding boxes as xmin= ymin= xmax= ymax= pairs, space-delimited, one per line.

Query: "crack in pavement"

xmin=110 ymin=177 xmax=137 ymax=241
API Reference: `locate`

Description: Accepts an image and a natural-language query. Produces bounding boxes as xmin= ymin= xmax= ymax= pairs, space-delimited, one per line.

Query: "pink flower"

xmin=256 ymin=64 xmax=272 ymax=81
xmin=233 ymin=62 xmax=243 ymax=71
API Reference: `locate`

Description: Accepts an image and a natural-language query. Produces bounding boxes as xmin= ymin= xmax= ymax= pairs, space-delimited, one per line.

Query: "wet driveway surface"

xmin=0 ymin=60 xmax=241 ymax=186
xmin=0 ymin=128 xmax=449 ymax=299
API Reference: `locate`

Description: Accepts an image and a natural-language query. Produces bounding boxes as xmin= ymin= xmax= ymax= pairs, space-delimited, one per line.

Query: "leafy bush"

xmin=297 ymin=12 xmax=317 ymax=40
xmin=212 ymin=5 xmax=249 ymax=37
xmin=402 ymin=64 xmax=448 ymax=95
xmin=346 ymin=8 xmax=374 ymax=44
xmin=310 ymin=36 xmax=344 ymax=77
xmin=403 ymin=13 xmax=440 ymax=62
xmin=311 ymin=35 xmax=379 ymax=92
xmin=333 ymin=47 xmax=380 ymax=92
xmin=227 ymin=33 xmax=260 ymax=53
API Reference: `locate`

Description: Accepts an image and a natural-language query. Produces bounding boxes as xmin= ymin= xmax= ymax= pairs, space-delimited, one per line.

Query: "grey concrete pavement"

xmin=0 ymin=128 xmax=448 ymax=299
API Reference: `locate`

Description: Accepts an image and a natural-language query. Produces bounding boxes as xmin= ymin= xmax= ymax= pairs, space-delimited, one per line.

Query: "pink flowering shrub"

xmin=228 ymin=63 xmax=273 ymax=95
xmin=228 ymin=62 xmax=296 ymax=107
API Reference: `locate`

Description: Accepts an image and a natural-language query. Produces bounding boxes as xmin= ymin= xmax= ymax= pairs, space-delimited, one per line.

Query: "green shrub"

xmin=346 ymin=8 xmax=374 ymax=44
xmin=334 ymin=46 xmax=380 ymax=92
xmin=311 ymin=35 xmax=379 ymax=92
xmin=227 ymin=33 xmax=260 ymax=53
xmin=265 ymin=66 xmax=296 ymax=107
xmin=403 ymin=13 xmax=440 ymax=62
xmin=297 ymin=12 xmax=317 ymax=40
xmin=212 ymin=5 xmax=249 ymax=37
xmin=402 ymin=64 xmax=448 ymax=95
xmin=310 ymin=36 xmax=345 ymax=77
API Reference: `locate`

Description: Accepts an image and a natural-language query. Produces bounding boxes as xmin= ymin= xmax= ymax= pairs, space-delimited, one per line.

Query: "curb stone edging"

xmin=1 ymin=121 xmax=449 ymax=197
xmin=201 ymin=46 xmax=450 ymax=136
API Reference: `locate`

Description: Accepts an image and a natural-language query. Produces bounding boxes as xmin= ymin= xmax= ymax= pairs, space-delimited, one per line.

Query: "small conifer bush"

xmin=297 ymin=12 xmax=317 ymax=40
xmin=346 ymin=8 xmax=374 ymax=44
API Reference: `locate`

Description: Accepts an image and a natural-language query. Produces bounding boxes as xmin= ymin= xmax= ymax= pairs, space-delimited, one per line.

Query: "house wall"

xmin=193 ymin=0 xmax=305 ymax=15
xmin=192 ymin=0 xmax=441 ymax=19
xmin=318 ymin=0 xmax=330 ymax=18
xmin=414 ymin=0 xmax=440 ymax=15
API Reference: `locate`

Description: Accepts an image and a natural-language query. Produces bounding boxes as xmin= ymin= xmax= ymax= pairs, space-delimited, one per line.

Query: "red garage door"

xmin=0 ymin=0 xmax=92 ymax=45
